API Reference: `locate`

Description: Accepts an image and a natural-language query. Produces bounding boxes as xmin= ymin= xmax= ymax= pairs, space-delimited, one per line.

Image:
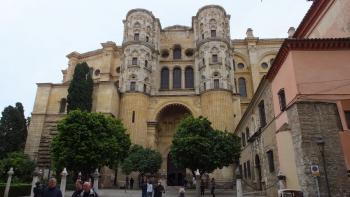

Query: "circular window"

xmin=237 ymin=63 xmax=245 ymax=69
xmin=185 ymin=48 xmax=194 ymax=57
xmin=116 ymin=67 xmax=121 ymax=73
xmin=161 ymin=49 xmax=169 ymax=58
xmin=94 ymin=69 xmax=100 ymax=76
xmin=261 ymin=62 xmax=268 ymax=69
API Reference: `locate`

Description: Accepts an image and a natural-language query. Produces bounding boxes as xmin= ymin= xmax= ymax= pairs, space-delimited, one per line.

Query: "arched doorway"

xmin=156 ymin=103 xmax=191 ymax=186
xmin=255 ymin=154 xmax=262 ymax=190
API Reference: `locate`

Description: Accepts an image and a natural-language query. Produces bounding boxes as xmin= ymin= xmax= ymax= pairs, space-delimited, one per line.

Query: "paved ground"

xmin=64 ymin=187 xmax=266 ymax=197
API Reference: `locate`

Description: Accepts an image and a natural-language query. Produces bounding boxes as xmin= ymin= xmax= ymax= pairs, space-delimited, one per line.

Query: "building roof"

xmin=293 ymin=0 xmax=334 ymax=38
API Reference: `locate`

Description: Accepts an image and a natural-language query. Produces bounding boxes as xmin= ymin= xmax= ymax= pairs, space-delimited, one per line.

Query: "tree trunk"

xmin=113 ymin=169 xmax=118 ymax=186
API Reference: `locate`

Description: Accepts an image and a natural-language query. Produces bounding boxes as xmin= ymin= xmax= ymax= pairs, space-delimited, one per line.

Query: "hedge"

xmin=0 ymin=183 xmax=31 ymax=197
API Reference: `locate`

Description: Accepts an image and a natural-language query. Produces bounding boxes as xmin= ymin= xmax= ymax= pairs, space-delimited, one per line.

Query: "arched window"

xmin=173 ymin=67 xmax=182 ymax=89
xmin=160 ymin=67 xmax=169 ymax=89
xmin=214 ymin=79 xmax=220 ymax=89
xmin=59 ymin=98 xmax=67 ymax=113
xmin=185 ymin=67 xmax=194 ymax=88
xmin=238 ymin=77 xmax=247 ymax=97
xmin=173 ymin=45 xmax=182 ymax=59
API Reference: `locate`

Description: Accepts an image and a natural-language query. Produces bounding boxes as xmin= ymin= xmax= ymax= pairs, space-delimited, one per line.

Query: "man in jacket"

xmin=42 ymin=178 xmax=62 ymax=197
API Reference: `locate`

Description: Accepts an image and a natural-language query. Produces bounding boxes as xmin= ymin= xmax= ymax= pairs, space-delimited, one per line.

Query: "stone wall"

xmin=287 ymin=101 xmax=350 ymax=196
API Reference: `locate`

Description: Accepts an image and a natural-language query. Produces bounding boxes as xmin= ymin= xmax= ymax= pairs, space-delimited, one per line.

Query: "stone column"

xmin=4 ymin=167 xmax=14 ymax=197
xmin=181 ymin=68 xmax=185 ymax=89
xmin=93 ymin=169 xmax=100 ymax=194
xmin=60 ymin=168 xmax=68 ymax=197
xmin=169 ymin=68 xmax=173 ymax=90
xmin=30 ymin=168 xmax=42 ymax=197
xmin=235 ymin=167 xmax=243 ymax=197
xmin=147 ymin=121 xmax=158 ymax=149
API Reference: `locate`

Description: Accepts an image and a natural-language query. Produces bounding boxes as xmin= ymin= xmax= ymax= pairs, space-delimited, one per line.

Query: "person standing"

xmin=154 ymin=181 xmax=165 ymax=197
xmin=200 ymin=179 xmax=205 ymax=196
xmin=42 ymin=178 xmax=62 ymax=197
xmin=210 ymin=178 xmax=216 ymax=197
xmin=141 ymin=177 xmax=147 ymax=197
xmin=81 ymin=182 xmax=98 ymax=197
xmin=146 ymin=180 xmax=153 ymax=197
xmin=33 ymin=181 xmax=43 ymax=197
xmin=125 ymin=176 xmax=129 ymax=189
xmin=130 ymin=177 xmax=134 ymax=190
xmin=71 ymin=180 xmax=83 ymax=197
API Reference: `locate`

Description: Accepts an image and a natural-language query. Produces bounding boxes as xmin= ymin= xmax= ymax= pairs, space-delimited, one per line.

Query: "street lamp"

xmin=316 ymin=138 xmax=331 ymax=197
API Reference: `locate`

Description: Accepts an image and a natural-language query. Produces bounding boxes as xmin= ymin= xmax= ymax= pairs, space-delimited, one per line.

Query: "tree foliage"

xmin=0 ymin=103 xmax=28 ymax=159
xmin=67 ymin=62 xmax=93 ymax=112
xmin=170 ymin=116 xmax=241 ymax=174
xmin=121 ymin=145 xmax=162 ymax=175
xmin=0 ymin=152 xmax=35 ymax=182
xmin=51 ymin=110 xmax=131 ymax=177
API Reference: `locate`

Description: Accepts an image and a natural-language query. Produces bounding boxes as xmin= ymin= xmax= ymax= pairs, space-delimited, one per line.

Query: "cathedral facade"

xmin=25 ymin=5 xmax=283 ymax=186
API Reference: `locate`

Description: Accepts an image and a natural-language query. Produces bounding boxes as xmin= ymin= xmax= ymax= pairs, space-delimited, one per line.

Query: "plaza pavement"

xmin=64 ymin=187 xmax=266 ymax=197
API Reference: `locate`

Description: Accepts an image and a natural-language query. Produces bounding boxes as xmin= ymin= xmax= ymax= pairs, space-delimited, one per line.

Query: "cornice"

xmin=266 ymin=38 xmax=350 ymax=81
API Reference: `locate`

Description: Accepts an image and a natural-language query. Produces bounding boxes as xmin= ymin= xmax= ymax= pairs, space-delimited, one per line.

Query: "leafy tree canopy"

xmin=0 ymin=103 xmax=28 ymax=159
xmin=121 ymin=145 xmax=162 ymax=175
xmin=67 ymin=62 xmax=93 ymax=112
xmin=51 ymin=110 xmax=131 ymax=176
xmin=0 ymin=152 xmax=35 ymax=183
xmin=170 ymin=116 xmax=241 ymax=175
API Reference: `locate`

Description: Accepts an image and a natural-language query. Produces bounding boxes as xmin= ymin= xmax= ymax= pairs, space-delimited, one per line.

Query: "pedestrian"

xmin=141 ymin=177 xmax=147 ymax=197
xmin=130 ymin=177 xmax=134 ymax=190
xmin=33 ymin=181 xmax=43 ymax=197
xmin=178 ymin=187 xmax=185 ymax=197
xmin=183 ymin=177 xmax=188 ymax=188
xmin=200 ymin=179 xmax=205 ymax=196
xmin=154 ymin=181 xmax=165 ymax=197
xmin=147 ymin=180 xmax=153 ymax=197
xmin=42 ymin=178 xmax=62 ymax=197
xmin=210 ymin=178 xmax=216 ymax=197
xmin=126 ymin=176 xmax=129 ymax=189
xmin=71 ymin=179 xmax=83 ymax=197
xmin=81 ymin=182 xmax=98 ymax=197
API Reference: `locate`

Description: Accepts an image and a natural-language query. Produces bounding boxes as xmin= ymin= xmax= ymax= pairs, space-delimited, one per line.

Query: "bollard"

xmin=4 ymin=167 xmax=14 ymax=197
xmin=93 ymin=169 xmax=100 ymax=194
xmin=60 ymin=168 xmax=68 ymax=197
xmin=235 ymin=167 xmax=243 ymax=197
xmin=30 ymin=168 xmax=41 ymax=197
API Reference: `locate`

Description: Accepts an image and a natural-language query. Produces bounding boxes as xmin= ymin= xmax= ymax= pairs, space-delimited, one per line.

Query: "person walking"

xmin=200 ymin=179 xmax=205 ymax=196
xmin=33 ymin=181 xmax=43 ymax=197
xmin=210 ymin=178 xmax=216 ymax=197
xmin=42 ymin=178 xmax=62 ymax=197
xmin=146 ymin=180 xmax=153 ymax=197
xmin=141 ymin=177 xmax=148 ymax=197
xmin=130 ymin=177 xmax=134 ymax=190
xmin=71 ymin=180 xmax=83 ymax=197
xmin=154 ymin=181 xmax=165 ymax=197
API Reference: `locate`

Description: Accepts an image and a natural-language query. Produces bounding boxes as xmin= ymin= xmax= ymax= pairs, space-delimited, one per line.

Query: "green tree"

xmin=0 ymin=152 xmax=36 ymax=182
xmin=170 ymin=116 xmax=241 ymax=174
xmin=121 ymin=145 xmax=162 ymax=175
xmin=67 ymin=62 xmax=93 ymax=112
xmin=51 ymin=110 xmax=131 ymax=178
xmin=0 ymin=103 xmax=28 ymax=159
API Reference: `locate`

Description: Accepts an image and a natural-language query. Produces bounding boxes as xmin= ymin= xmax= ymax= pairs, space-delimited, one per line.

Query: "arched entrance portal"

xmin=156 ymin=103 xmax=191 ymax=186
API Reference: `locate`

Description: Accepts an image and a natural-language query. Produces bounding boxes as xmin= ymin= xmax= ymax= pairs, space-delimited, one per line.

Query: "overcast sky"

xmin=0 ymin=0 xmax=311 ymax=117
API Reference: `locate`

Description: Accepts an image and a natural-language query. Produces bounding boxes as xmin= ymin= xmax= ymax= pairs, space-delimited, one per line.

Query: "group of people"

xmin=140 ymin=177 xmax=166 ymax=197
xmin=124 ymin=176 xmax=135 ymax=189
xmin=200 ymin=178 xmax=216 ymax=197
xmin=33 ymin=177 xmax=98 ymax=197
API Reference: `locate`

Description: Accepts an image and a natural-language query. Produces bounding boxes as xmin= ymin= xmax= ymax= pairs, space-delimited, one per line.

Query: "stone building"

xmin=24 ymin=5 xmax=283 ymax=186
xmin=235 ymin=0 xmax=350 ymax=196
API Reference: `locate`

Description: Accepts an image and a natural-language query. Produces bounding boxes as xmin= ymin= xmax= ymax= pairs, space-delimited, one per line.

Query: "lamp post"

xmin=316 ymin=138 xmax=331 ymax=197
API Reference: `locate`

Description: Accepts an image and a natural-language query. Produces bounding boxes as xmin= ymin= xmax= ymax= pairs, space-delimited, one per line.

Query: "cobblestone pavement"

xmin=64 ymin=187 xmax=265 ymax=197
